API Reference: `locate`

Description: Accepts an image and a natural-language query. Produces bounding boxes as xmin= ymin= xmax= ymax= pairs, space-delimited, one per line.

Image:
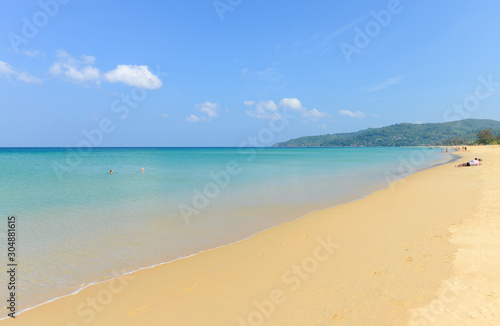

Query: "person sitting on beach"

xmin=455 ymin=158 xmax=482 ymax=167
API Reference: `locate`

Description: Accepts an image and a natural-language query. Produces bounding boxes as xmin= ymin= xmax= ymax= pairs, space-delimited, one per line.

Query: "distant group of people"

xmin=109 ymin=168 xmax=145 ymax=174
xmin=455 ymin=158 xmax=482 ymax=167
xmin=441 ymin=146 xmax=467 ymax=154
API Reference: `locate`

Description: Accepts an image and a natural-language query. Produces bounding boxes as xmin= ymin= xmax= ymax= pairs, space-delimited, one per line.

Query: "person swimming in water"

xmin=110 ymin=169 xmax=113 ymax=174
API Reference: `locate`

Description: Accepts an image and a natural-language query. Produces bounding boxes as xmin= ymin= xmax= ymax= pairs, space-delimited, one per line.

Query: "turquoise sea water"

xmin=0 ymin=147 xmax=453 ymax=312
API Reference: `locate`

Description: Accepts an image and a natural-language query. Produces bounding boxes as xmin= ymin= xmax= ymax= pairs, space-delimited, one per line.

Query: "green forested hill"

xmin=274 ymin=119 xmax=500 ymax=147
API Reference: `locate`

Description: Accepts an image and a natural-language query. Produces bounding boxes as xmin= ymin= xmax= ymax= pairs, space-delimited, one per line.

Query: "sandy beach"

xmin=3 ymin=146 xmax=499 ymax=326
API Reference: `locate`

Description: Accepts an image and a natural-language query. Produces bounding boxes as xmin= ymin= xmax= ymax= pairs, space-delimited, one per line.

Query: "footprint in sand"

xmin=389 ymin=297 xmax=405 ymax=307
xmin=301 ymin=234 xmax=308 ymax=238
xmin=405 ymin=256 xmax=413 ymax=262
xmin=332 ymin=309 xmax=351 ymax=322
xmin=128 ymin=306 xmax=149 ymax=317
xmin=184 ymin=283 xmax=199 ymax=292
xmin=373 ymin=269 xmax=387 ymax=275
xmin=277 ymin=243 xmax=287 ymax=247
xmin=486 ymin=292 xmax=498 ymax=300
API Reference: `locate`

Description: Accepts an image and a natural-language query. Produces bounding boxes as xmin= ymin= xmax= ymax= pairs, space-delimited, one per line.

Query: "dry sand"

xmin=408 ymin=146 xmax=500 ymax=325
xmin=2 ymin=146 xmax=499 ymax=325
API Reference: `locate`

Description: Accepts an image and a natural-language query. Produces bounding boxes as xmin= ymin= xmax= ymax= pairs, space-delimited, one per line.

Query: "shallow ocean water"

xmin=0 ymin=147 xmax=452 ymax=311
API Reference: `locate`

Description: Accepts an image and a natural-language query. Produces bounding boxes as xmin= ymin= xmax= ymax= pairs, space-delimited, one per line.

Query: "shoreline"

xmin=1 ymin=148 xmax=455 ymax=319
xmin=3 ymin=147 xmax=494 ymax=325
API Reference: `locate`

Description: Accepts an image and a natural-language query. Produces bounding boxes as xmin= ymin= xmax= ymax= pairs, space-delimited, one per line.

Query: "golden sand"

xmin=2 ymin=146 xmax=499 ymax=325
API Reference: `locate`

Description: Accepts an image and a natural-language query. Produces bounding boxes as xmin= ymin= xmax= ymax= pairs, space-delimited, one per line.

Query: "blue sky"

xmin=1 ymin=0 xmax=500 ymax=146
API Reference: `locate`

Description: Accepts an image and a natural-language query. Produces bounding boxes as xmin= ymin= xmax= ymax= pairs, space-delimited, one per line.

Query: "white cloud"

xmin=338 ymin=110 xmax=366 ymax=118
xmin=50 ymin=50 xmax=101 ymax=85
xmin=185 ymin=114 xmax=201 ymax=123
xmin=245 ymin=98 xmax=329 ymax=121
xmin=279 ymin=98 xmax=302 ymax=111
xmin=280 ymin=98 xmax=329 ymax=120
xmin=16 ymin=72 xmax=42 ymax=84
xmin=261 ymin=100 xmax=278 ymax=111
xmin=152 ymin=108 xmax=169 ymax=119
xmin=246 ymin=107 xmax=281 ymax=120
xmin=244 ymin=100 xmax=281 ymax=120
xmin=303 ymin=108 xmax=330 ymax=120
xmin=104 ymin=65 xmax=162 ymax=90
xmin=0 ymin=61 xmax=16 ymax=75
xmin=50 ymin=50 xmax=162 ymax=89
xmin=81 ymin=55 xmax=96 ymax=65
xmin=363 ymin=75 xmax=403 ymax=92
xmin=0 ymin=59 xmax=41 ymax=84
xmin=22 ymin=49 xmax=41 ymax=58
xmin=69 ymin=66 xmax=100 ymax=82
xmin=185 ymin=102 xmax=219 ymax=123
xmin=196 ymin=101 xmax=218 ymax=118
